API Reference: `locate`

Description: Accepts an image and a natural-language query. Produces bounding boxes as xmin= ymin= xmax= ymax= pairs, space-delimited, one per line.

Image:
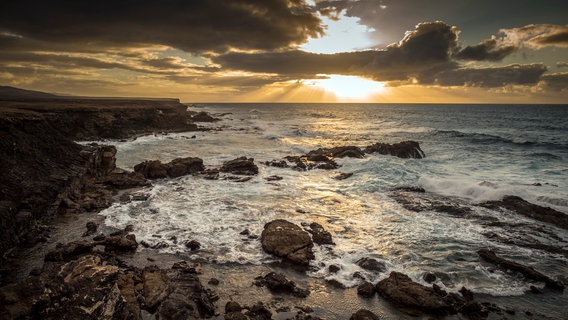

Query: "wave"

xmin=432 ymin=130 xmax=568 ymax=151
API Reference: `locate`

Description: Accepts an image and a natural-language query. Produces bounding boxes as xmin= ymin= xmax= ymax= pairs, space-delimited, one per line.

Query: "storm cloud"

xmin=0 ymin=0 xmax=323 ymax=54
xmin=500 ymin=24 xmax=568 ymax=49
xmin=454 ymin=38 xmax=517 ymax=61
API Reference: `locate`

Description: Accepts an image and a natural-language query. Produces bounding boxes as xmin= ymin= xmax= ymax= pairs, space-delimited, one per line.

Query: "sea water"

xmin=98 ymin=104 xmax=567 ymax=313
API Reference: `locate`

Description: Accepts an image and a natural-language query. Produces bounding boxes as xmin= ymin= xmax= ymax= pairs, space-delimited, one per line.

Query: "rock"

xmin=261 ymin=220 xmax=314 ymax=267
xmin=265 ymin=175 xmax=283 ymax=181
xmin=393 ymin=186 xmax=426 ymax=193
xmin=376 ymin=271 xmax=454 ymax=314
xmin=364 ymin=141 xmax=425 ymax=159
xmin=529 ymin=285 xmax=543 ymax=294
xmin=357 ymin=281 xmax=376 ymax=297
xmin=333 ymin=172 xmax=353 ymax=180
xmin=423 ymin=272 xmax=437 ymax=283
xmin=220 ymin=157 xmax=259 ymax=175
xmin=82 ymin=221 xmax=98 ymax=237
xmin=192 ymin=111 xmax=219 ymax=122
xmin=356 ymin=257 xmax=386 ymax=273
xmin=350 ymin=309 xmax=381 ymax=320
xmin=306 ymin=146 xmax=365 ymax=159
xmin=459 ymin=286 xmax=474 ymax=302
xmin=254 ymin=272 xmax=310 ymax=298
xmin=166 ymin=157 xmax=205 ymax=177
xmin=104 ymin=170 xmax=149 ymax=189
xmin=307 ymin=222 xmax=334 ymax=245
xmin=481 ymin=195 xmax=568 ymax=230
xmin=208 ymin=278 xmax=220 ymax=286
xmin=134 ymin=160 xmax=168 ymax=179
xmin=477 ymin=249 xmax=564 ymax=290
xmin=185 ymin=240 xmax=201 ymax=251
xmin=44 ymin=240 xmax=95 ymax=261
xmin=263 ymin=160 xmax=289 ymax=168
xmin=328 ymin=264 xmax=341 ymax=273
xmin=246 ymin=302 xmax=272 ymax=320
xmin=226 ymin=301 xmax=242 ymax=313
xmin=96 ymin=234 xmax=139 ymax=252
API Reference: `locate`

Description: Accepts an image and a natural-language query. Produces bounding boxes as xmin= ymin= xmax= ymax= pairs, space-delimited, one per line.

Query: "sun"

xmin=307 ymin=74 xmax=385 ymax=101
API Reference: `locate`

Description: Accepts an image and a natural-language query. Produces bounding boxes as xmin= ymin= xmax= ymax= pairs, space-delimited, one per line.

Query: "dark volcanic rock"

xmin=376 ymin=272 xmax=454 ymax=314
xmin=477 ymin=249 xmax=564 ymax=290
xmin=96 ymin=234 xmax=139 ymax=252
xmin=333 ymin=172 xmax=354 ymax=180
xmin=306 ymin=146 xmax=365 ymax=159
xmin=104 ymin=169 xmax=149 ymax=189
xmin=364 ymin=141 xmax=425 ymax=159
xmin=308 ymin=222 xmax=334 ymax=245
xmin=167 ymin=157 xmax=205 ymax=177
xmin=423 ymin=272 xmax=437 ymax=283
xmin=357 ymin=281 xmax=376 ymax=297
xmin=263 ymin=159 xmax=289 ymax=168
xmin=350 ymin=309 xmax=381 ymax=320
xmin=261 ymin=219 xmax=314 ymax=267
xmin=134 ymin=160 xmax=168 ymax=179
xmin=82 ymin=221 xmax=98 ymax=237
xmin=192 ymin=111 xmax=219 ymax=122
xmin=481 ymin=195 xmax=568 ymax=230
xmin=254 ymin=272 xmax=310 ymax=298
xmin=356 ymin=257 xmax=386 ymax=273
xmin=220 ymin=157 xmax=259 ymax=175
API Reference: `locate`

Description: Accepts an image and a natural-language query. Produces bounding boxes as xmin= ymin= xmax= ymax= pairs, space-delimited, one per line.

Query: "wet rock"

xmin=82 ymin=221 xmax=98 ymax=237
xmin=306 ymin=146 xmax=365 ymax=159
xmin=104 ymin=169 xmax=149 ymax=189
xmin=192 ymin=111 xmax=219 ymax=122
xmin=134 ymin=160 xmax=168 ymax=179
xmin=529 ymin=285 xmax=543 ymax=294
xmin=364 ymin=140 xmax=425 ymax=159
xmin=481 ymin=195 xmax=568 ymax=230
xmin=307 ymin=222 xmax=334 ymax=245
xmin=185 ymin=240 xmax=201 ymax=251
xmin=459 ymin=286 xmax=474 ymax=302
xmin=333 ymin=172 xmax=354 ymax=180
xmin=166 ymin=157 xmax=205 ymax=177
xmin=477 ymin=249 xmax=564 ymax=290
xmin=246 ymin=302 xmax=272 ymax=320
xmin=328 ymin=264 xmax=341 ymax=273
xmin=376 ymin=271 xmax=454 ymax=314
xmin=261 ymin=219 xmax=314 ymax=267
xmin=220 ymin=157 xmax=259 ymax=175
xmin=208 ymin=278 xmax=220 ymax=286
xmin=254 ymin=272 xmax=310 ymax=298
xmin=350 ymin=309 xmax=381 ymax=320
xmin=423 ymin=272 xmax=437 ymax=283
xmin=285 ymin=155 xmax=339 ymax=171
xmin=356 ymin=257 xmax=386 ymax=273
xmin=265 ymin=175 xmax=283 ymax=181
xmin=202 ymin=168 xmax=220 ymax=180
xmin=226 ymin=301 xmax=242 ymax=313
xmin=240 ymin=229 xmax=250 ymax=236
xmin=45 ymin=240 xmax=95 ymax=261
xmin=96 ymin=234 xmax=139 ymax=252
xmin=393 ymin=186 xmax=426 ymax=193
xmin=263 ymin=160 xmax=289 ymax=168
xmin=357 ymin=281 xmax=376 ymax=297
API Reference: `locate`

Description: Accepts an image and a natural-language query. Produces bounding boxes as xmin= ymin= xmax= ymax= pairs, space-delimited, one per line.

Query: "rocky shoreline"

xmin=1 ymin=100 xmax=566 ymax=319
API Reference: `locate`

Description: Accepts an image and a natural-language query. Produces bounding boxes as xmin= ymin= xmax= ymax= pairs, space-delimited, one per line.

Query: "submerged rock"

xmin=220 ymin=157 xmax=259 ymax=175
xmin=254 ymin=272 xmax=310 ymax=298
xmin=477 ymin=249 xmax=564 ymax=291
xmin=364 ymin=141 xmax=425 ymax=159
xmin=481 ymin=195 xmax=568 ymax=230
xmin=261 ymin=219 xmax=314 ymax=267
xmin=350 ymin=309 xmax=381 ymax=320
xmin=356 ymin=257 xmax=386 ymax=273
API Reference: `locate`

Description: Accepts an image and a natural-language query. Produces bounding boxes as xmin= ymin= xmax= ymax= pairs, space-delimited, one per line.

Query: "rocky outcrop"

xmin=364 ymin=141 xmax=425 ymax=159
xmin=477 ymin=249 xmax=564 ymax=290
xmin=307 ymin=222 xmax=334 ymax=245
xmin=261 ymin=220 xmax=314 ymax=267
xmin=0 ymin=250 xmax=216 ymax=319
xmin=220 ymin=157 xmax=259 ymax=175
xmin=481 ymin=195 xmax=568 ymax=230
xmin=134 ymin=157 xmax=205 ymax=179
xmin=192 ymin=111 xmax=219 ymax=122
xmin=376 ymin=272 xmax=455 ymax=314
xmin=254 ymin=272 xmax=310 ymax=298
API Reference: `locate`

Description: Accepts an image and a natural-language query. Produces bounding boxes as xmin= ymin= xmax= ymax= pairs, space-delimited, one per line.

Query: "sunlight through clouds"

xmin=307 ymin=74 xmax=385 ymax=100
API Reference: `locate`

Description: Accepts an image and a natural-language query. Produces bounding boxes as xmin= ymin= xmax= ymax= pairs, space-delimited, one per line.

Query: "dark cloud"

xmin=433 ymin=64 xmax=546 ymax=87
xmin=454 ymin=38 xmax=517 ymax=61
xmin=215 ymin=21 xmax=460 ymax=81
xmin=539 ymin=73 xmax=568 ymax=91
xmin=0 ymin=0 xmax=323 ymax=54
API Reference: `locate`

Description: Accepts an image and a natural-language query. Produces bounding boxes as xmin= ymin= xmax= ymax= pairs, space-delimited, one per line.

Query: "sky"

xmin=0 ymin=0 xmax=567 ymax=103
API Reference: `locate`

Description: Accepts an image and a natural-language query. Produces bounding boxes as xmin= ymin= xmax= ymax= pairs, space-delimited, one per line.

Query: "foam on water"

xmin=99 ymin=104 xmax=568 ymax=301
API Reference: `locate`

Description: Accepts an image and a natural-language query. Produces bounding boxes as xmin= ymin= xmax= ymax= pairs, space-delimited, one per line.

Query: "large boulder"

xmin=364 ymin=141 xmax=425 ymax=159
xmin=220 ymin=157 xmax=259 ymax=175
xmin=261 ymin=220 xmax=314 ymax=266
xmin=376 ymin=272 xmax=454 ymax=314
xmin=166 ymin=157 xmax=204 ymax=177
xmin=134 ymin=160 xmax=168 ymax=179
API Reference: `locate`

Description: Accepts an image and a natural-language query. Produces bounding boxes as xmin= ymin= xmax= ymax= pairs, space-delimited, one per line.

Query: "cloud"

xmin=500 ymin=24 xmax=568 ymax=49
xmin=454 ymin=37 xmax=517 ymax=61
xmin=433 ymin=64 xmax=547 ymax=87
xmin=538 ymin=73 xmax=568 ymax=91
xmin=0 ymin=0 xmax=323 ymax=54
xmin=215 ymin=21 xmax=460 ymax=81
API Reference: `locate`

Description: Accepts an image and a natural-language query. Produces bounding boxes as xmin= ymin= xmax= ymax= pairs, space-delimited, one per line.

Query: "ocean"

xmin=98 ymin=103 xmax=567 ymax=318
